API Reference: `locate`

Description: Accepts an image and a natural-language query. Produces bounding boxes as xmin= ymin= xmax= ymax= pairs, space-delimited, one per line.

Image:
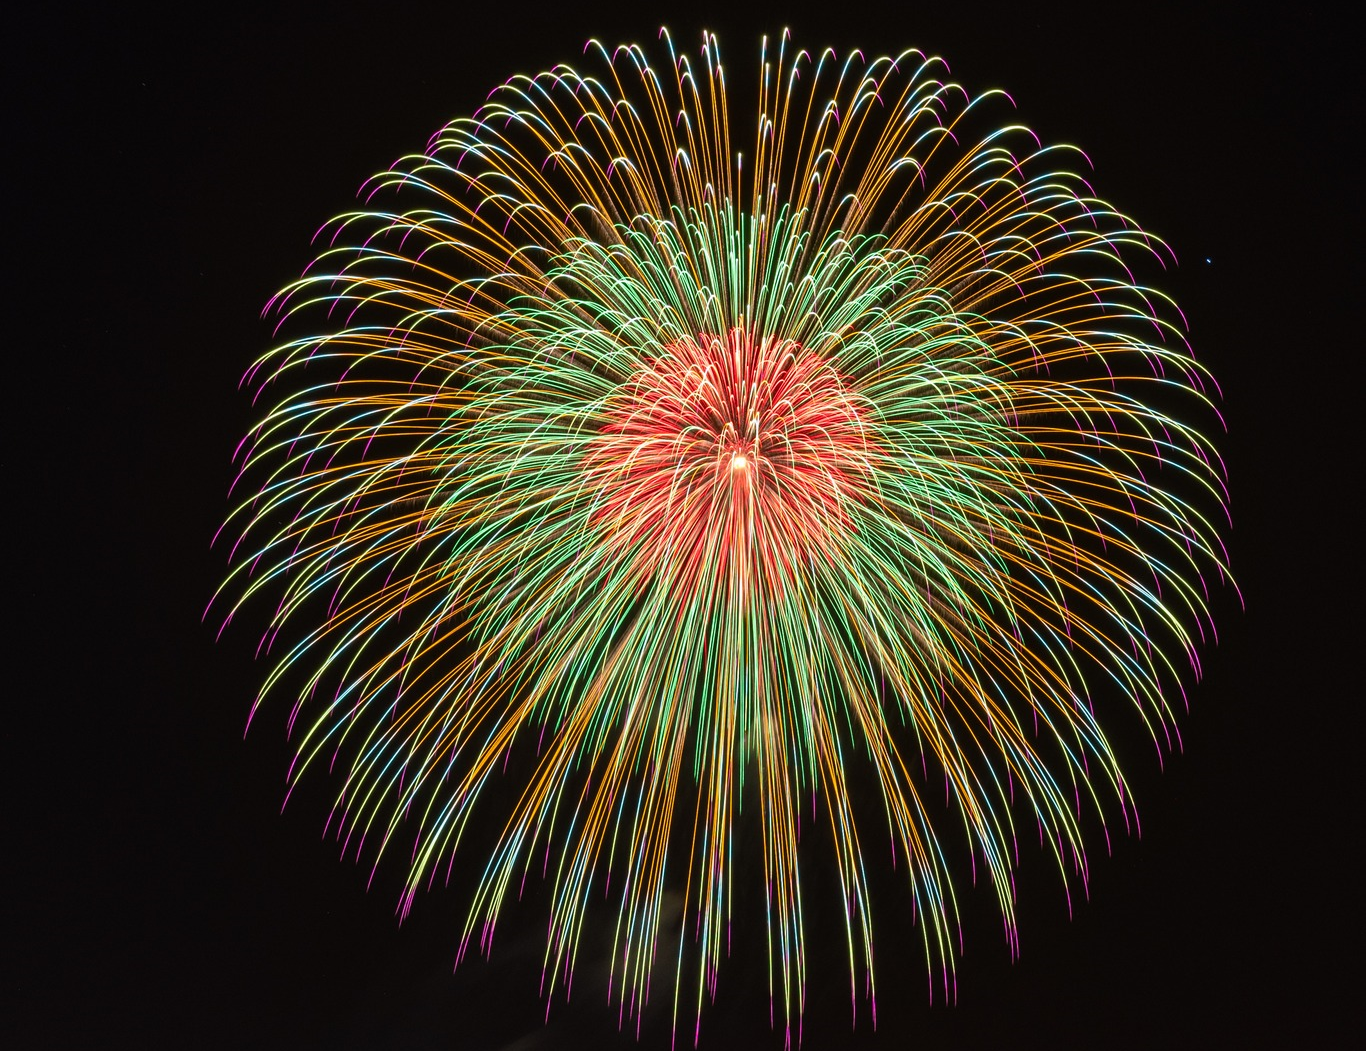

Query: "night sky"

xmin=14 ymin=4 xmax=1351 ymax=1047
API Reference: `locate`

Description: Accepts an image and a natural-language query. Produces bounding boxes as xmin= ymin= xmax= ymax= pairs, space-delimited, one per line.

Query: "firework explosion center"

xmin=591 ymin=330 xmax=875 ymax=587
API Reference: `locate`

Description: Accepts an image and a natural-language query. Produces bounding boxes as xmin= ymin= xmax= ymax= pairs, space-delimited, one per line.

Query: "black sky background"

xmin=13 ymin=3 xmax=1354 ymax=1047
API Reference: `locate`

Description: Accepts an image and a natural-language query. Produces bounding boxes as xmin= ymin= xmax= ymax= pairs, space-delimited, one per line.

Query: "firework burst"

xmin=217 ymin=28 xmax=1232 ymax=1042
